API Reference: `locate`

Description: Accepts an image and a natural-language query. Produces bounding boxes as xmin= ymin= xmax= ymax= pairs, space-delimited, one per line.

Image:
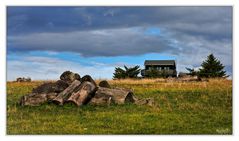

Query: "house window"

xmin=165 ymin=67 xmax=170 ymax=70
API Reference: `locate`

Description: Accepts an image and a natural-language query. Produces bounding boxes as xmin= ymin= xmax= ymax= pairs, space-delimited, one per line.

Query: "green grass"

xmin=7 ymin=79 xmax=232 ymax=134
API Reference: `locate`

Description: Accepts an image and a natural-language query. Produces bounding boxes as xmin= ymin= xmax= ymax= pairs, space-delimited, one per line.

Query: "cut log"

xmin=32 ymin=80 xmax=69 ymax=94
xmin=81 ymin=75 xmax=97 ymax=87
xmin=60 ymin=71 xmax=81 ymax=85
xmin=66 ymin=81 xmax=97 ymax=106
xmin=89 ymin=92 xmax=112 ymax=105
xmin=92 ymin=87 xmax=135 ymax=104
xmin=46 ymin=93 xmax=58 ymax=101
xmin=19 ymin=93 xmax=46 ymax=106
xmin=52 ymin=80 xmax=81 ymax=105
xmin=99 ymin=80 xmax=111 ymax=88
xmin=19 ymin=92 xmax=57 ymax=106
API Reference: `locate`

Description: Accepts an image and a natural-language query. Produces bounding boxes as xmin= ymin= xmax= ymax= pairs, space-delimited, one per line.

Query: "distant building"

xmin=178 ymin=72 xmax=188 ymax=78
xmin=141 ymin=60 xmax=177 ymax=77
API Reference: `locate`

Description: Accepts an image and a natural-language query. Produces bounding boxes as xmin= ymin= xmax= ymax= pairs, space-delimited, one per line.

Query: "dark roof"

xmin=144 ymin=60 xmax=176 ymax=66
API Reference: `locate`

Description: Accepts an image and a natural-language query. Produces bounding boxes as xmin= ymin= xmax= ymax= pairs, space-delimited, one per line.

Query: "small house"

xmin=141 ymin=60 xmax=177 ymax=77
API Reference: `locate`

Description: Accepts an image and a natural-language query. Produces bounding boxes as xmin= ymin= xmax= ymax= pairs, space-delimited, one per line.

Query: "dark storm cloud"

xmin=8 ymin=28 xmax=180 ymax=57
xmin=8 ymin=7 xmax=232 ymax=39
xmin=7 ymin=6 xmax=232 ymax=60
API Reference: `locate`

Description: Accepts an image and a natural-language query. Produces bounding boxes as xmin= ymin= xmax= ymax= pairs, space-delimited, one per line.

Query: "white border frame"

xmin=0 ymin=1 xmax=238 ymax=141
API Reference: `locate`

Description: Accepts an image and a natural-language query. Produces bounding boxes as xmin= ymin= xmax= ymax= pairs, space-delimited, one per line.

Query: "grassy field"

xmin=7 ymin=79 xmax=232 ymax=134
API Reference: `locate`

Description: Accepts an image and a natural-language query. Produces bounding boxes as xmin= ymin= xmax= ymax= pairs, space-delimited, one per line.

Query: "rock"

xmin=99 ymin=80 xmax=111 ymax=88
xmin=60 ymin=71 xmax=81 ymax=84
xmin=32 ymin=80 xmax=69 ymax=94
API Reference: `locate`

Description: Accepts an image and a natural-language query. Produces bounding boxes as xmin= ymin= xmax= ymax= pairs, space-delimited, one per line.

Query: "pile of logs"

xmin=19 ymin=71 xmax=154 ymax=107
xmin=16 ymin=77 xmax=31 ymax=82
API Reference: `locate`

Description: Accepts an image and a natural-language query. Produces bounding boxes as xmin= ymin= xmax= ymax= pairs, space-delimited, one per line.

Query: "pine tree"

xmin=113 ymin=67 xmax=127 ymax=79
xmin=198 ymin=54 xmax=227 ymax=78
xmin=113 ymin=65 xmax=141 ymax=79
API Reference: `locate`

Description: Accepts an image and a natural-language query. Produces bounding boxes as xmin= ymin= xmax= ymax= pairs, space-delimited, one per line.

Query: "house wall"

xmin=145 ymin=65 xmax=176 ymax=71
xmin=142 ymin=64 xmax=177 ymax=77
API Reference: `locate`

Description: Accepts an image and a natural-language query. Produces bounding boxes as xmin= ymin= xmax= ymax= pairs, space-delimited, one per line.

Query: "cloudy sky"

xmin=7 ymin=6 xmax=232 ymax=80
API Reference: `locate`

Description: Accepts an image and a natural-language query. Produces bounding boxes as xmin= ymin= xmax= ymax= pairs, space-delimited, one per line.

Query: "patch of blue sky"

xmin=144 ymin=27 xmax=161 ymax=36
xmin=10 ymin=50 xmax=177 ymax=69
xmin=7 ymin=53 xmax=20 ymax=61
xmin=87 ymin=53 xmax=176 ymax=67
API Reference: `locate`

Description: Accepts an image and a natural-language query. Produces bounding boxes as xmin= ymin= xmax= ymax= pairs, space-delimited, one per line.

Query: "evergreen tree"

xmin=124 ymin=65 xmax=141 ymax=78
xmin=198 ymin=54 xmax=227 ymax=78
xmin=113 ymin=67 xmax=127 ymax=79
xmin=113 ymin=65 xmax=141 ymax=79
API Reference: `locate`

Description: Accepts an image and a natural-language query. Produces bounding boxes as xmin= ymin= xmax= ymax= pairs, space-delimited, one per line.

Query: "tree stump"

xmin=66 ymin=81 xmax=97 ymax=106
xmin=52 ymin=80 xmax=81 ymax=105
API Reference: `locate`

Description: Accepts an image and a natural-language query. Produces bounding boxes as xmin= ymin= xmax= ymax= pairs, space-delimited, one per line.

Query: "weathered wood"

xmin=32 ymin=80 xmax=69 ymax=94
xmin=18 ymin=71 xmax=156 ymax=107
xmin=66 ymin=81 xmax=97 ymax=106
xmin=81 ymin=75 xmax=97 ymax=87
xmin=52 ymin=80 xmax=81 ymax=105
xmin=60 ymin=71 xmax=81 ymax=85
xmin=93 ymin=87 xmax=135 ymax=104
xmin=98 ymin=80 xmax=111 ymax=88
xmin=89 ymin=92 xmax=112 ymax=105
xmin=46 ymin=93 xmax=58 ymax=101
xmin=19 ymin=92 xmax=57 ymax=106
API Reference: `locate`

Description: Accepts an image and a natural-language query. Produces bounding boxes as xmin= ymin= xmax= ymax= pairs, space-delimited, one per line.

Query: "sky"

xmin=7 ymin=6 xmax=232 ymax=80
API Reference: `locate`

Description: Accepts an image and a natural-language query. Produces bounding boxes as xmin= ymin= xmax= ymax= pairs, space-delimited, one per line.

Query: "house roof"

xmin=144 ymin=60 xmax=176 ymax=66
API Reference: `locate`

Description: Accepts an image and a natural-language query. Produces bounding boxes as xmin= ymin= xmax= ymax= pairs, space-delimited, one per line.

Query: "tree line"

xmin=113 ymin=54 xmax=227 ymax=79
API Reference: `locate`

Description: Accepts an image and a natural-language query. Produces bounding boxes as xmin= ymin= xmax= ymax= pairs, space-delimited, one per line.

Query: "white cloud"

xmin=7 ymin=56 xmax=115 ymax=81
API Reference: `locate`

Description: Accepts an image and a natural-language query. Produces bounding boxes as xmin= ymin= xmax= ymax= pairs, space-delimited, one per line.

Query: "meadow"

xmin=7 ymin=78 xmax=232 ymax=134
